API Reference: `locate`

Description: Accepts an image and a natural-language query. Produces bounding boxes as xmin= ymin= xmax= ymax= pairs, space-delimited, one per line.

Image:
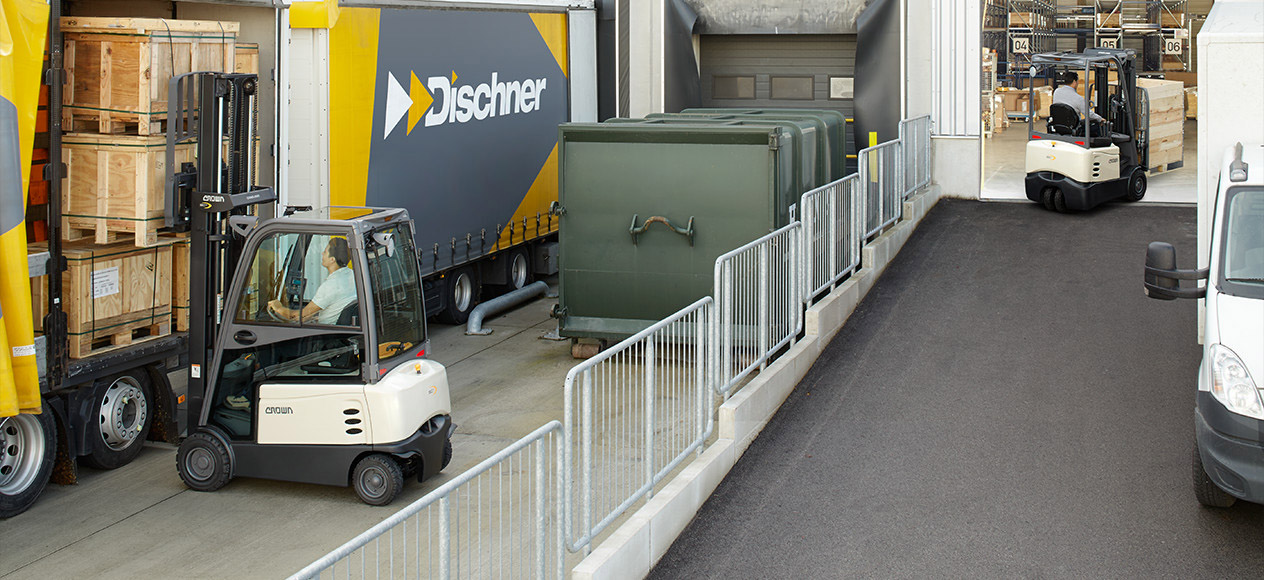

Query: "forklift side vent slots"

xmin=346 ymin=428 xmax=363 ymax=435
xmin=343 ymin=408 xmax=359 ymax=415
xmin=345 ymin=418 xmax=361 ymax=425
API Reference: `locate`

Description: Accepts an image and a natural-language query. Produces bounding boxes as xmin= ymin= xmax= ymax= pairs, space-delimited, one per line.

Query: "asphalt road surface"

xmin=652 ymin=200 xmax=1264 ymax=578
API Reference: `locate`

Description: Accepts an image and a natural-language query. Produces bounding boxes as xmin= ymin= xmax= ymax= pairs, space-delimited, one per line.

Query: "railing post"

xmin=581 ymin=370 xmax=593 ymax=556
xmin=534 ymin=438 xmax=546 ymax=579
xmin=721 ymin=262 xmax=733 ymax=395
xmin=758 ymin=242 xmax=770 ymax=370
xmin=696 ymin=305 xmax=706 ymax=455
xmin=439 ymin=496 xmax=451 ymax=580
xmin=827 ymin=186 xmax=837 ymax=284
xmin=645 ymin=338 xmax=656 ymax=498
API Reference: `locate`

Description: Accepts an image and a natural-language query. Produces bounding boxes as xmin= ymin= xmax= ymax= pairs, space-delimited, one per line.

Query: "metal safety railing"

xmin=713 ymin=223 xmax=804 ymax=396
xmin=899 ymin=115 xmax=932 ymax=198
xmin=860 ymin=140 xmax=904 ymax=239
xmin=562 ymin=298 xmax=713 ymax=554
xmin=289 ymin=422 xmax=565 ymax=580
xmin=800 ymin=175 xmax=864 ymax=302
xmin=295 ymin=114 xmax=937 ymax=578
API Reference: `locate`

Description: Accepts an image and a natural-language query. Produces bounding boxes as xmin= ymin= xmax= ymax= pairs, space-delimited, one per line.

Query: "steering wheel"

xmin=264 ymin=301 xmax=290 ymax=323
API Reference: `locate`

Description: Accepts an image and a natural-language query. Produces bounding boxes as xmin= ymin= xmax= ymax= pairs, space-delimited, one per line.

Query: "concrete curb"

xmin=572 ymin=185 xmax=944 ymax=580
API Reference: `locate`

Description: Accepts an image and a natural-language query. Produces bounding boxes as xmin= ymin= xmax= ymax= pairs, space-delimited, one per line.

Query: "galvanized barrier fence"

xmin=713 ymin=224 xmax=804 ymax=396
xmin=899 ymin=116 xmax=932 ymax=198
xmin=295 ymin=115 xmax=935 ymax=578
xmin=562 ymin=298 xmax=713 ymax=553
xmin=800 ymin=175 xmax=864 ymax=302
xmin=289 ymin=422 xmax=565 ymax=580
xmin=860 ymin=140 xmax=904 ymax=239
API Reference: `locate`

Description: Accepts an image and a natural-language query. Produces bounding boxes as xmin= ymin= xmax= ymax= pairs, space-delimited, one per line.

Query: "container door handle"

xmin=234 ymin=330 xmax=257 ymax=345
xmin=629 ymin=214 xmax=695 ymax=246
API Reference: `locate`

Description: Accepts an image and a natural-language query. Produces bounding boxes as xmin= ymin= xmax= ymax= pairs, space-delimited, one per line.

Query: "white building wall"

xmin=909 ymin=0 xmax=982 ymax=198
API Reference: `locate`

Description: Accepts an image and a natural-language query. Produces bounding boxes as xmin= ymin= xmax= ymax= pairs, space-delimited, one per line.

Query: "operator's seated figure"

xmin=268 ymin=237 xmax=357 ymax=325
xmin=1052 ymin=72 xmax=1106 ymax=138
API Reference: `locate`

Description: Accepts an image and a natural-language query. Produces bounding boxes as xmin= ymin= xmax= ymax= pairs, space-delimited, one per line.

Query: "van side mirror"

xmin=1144 ymin=242 xmax=1208 ymax=300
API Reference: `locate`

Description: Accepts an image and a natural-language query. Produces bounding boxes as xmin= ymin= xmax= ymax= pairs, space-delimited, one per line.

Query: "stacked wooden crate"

xmin=1185 ymin=87 xmax=1198 ymax=120
xmin=1138 ymin=77 xmax=1185 ymax=172
xmin=40 ymin=17 xmax=239 ymax=356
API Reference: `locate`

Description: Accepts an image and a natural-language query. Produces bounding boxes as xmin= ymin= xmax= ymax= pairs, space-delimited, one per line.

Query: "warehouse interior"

xmin=980 ymin=0 xmax=1214 ymax=204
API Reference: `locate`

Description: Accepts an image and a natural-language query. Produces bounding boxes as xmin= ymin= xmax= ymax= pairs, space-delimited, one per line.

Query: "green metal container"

xmin=556 ymin=123 xmax=797 ymax=341
xmin=680 ymin=108 xmax=850 ymax=181
xmin=604 ymin=116 xmax=820 ymax=197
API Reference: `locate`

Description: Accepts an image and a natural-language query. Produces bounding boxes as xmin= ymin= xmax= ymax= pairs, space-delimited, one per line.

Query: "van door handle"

xmin=234 ymin=330 xmax=257 ymax=345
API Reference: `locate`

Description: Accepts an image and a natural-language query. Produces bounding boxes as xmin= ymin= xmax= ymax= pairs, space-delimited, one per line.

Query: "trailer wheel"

xmin=81 ymin=370 xmax=153 ymax=470
xmin=1192 ymin=444 xmax=1236 ymax=508
xmin=1124 ymin=168 xmax=1147 ymax=202
xmin=353 ymin=454 xmax=404 ymax=506
xmin=177 ymin=432 xmax=233 ymax=492
xmin=506 ymin=247 xmax=533 ymax=290
xmin=437 ymin=267 xmax=478 ymax=325
xmin=1039 ymin=187 xmax=1057 ymax=211
xmin=0 ymin=406 xmax=56 ymax=518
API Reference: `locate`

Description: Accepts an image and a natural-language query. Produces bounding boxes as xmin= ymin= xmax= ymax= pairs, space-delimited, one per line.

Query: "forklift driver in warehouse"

xmin=1052 ymin=71 xmax=1105 ymax=135
xmin=268 ymin=237 xmax=356 ymax=325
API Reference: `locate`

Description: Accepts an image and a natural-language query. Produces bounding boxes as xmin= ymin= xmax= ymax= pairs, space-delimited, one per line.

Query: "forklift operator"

xmin=1053 ymin=72 xmax=1106 ymax=133
xmin=267 ymin=237 xmax=357 ymax=325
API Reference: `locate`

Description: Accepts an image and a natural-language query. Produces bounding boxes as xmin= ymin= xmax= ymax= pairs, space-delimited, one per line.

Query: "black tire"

xmin=1052 ymin=188 xmax=1069 ymax=213
xmin=80 ymin=370 xmax=153 ymax=470
xmin=436 ymin=267 xmax=478 ymax=325
xmin=1124 ymin=168 xmax=1147 ymax=202
xmin=177 ymin=431 xmax=233 ymax=492
xmin=1040 ymin=187 xmax=1057 ymax=211
xmin=441 ymin=438 xmax=453 ymax=470
xmin=1193 ymin=444 xmax=1236 ymax=508
xmin=353 ymin=454 xmax=404 ymax=506
xmin=0 ymin=406 xmax=57 ymax=518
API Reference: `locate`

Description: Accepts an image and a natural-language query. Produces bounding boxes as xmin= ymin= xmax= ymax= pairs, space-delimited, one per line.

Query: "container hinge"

xmin=549 ymin=201 xmax=566 ymax=216
xmin=550 ymin=304 xmax=567 ymax=319
xmin=769 ymin=134 xmax=781 ymax=150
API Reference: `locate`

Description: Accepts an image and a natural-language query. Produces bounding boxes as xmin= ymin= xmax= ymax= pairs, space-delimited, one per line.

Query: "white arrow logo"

xmin=384 ymin=71 xmax=412 ymax=138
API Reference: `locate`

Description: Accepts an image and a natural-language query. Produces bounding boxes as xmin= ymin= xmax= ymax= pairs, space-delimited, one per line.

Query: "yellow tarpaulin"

xmin=0 ymin=0 xmax=49 ymax=417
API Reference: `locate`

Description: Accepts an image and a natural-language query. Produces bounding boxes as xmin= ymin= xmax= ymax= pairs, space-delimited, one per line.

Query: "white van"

xmin=1145 ymin=143 xmax=1264 ymax=507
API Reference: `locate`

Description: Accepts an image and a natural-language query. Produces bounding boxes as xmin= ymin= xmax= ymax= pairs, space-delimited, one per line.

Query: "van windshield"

xmin=1220 ymin=187 xmax=1264 ymax=297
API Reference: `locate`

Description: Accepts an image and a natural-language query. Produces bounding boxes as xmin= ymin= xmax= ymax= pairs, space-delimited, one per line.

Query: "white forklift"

xmin=168 ymin=72 xmax=453 ymax=505
xmin=1024 ymin=49 xmax=1150 ymax=212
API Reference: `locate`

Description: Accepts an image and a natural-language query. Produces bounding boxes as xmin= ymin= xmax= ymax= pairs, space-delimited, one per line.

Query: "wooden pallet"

xmin=68 ymin=314 xmax=171 ymax=359
xmin=63 ymin=214 xmax=163 ymax=247
xmin=63 ymin=108 xmax=166 ymax=135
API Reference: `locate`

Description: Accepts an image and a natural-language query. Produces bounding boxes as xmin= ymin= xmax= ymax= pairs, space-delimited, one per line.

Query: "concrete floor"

xmin=982 ymin=119 xmax=1198 ymax=204
xmin=0 ymin=286 xmax=575 ymax=579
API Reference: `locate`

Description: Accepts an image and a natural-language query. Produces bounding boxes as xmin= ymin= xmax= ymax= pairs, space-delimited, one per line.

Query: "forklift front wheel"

xmin=1124 ymin=168 xmax=1147 ymax=202
xmin=353 ymin=454 xmax=404 ymax=506
xmin=177 ymin=432 xmax=233 ymax=492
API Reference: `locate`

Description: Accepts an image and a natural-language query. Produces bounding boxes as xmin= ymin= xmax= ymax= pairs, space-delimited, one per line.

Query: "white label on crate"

xmin=191 ymin=364 xmax=201 ymax=379
xmin=93 ymin=267 xmax=120 ymax=299
xmin=12 ymin=344 xmax=35 ymax=358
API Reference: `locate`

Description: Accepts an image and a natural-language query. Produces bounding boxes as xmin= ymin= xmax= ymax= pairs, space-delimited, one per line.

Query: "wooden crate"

xmin=1139 ymin=78 xmax=1185 ymax=171
xmin=1008 ymin=12 xmax=1042 ymax=28
xmin=1097 ymin=12 xmax=1121 ymax=28
xmin=61 ymin=17 xmax=239 ymax=135
xmin=62 ymin=132 xmax=194 ymax=247
xmin=1185 ymin=87 xmax=1198 ymax=120
xmin=235 ymin=43 xmax=259 ymax=76
xmin=168 ymin=236 xmax=190 ymax=331
xmin=30 ymin=239 xmax=174 ymax=359
xmin=1160 ymin=11 xmax=1184 ymax=28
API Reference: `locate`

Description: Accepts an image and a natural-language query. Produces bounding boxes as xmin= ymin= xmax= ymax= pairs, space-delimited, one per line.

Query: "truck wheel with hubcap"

xmin=438 ymin=267 xmax=478 ymax=325
xmin=1192 ymin=444 xmax=1236 ymax=508
xmin=353 ymin=454 xmax=404 ymax=506
xmin=0 ymin=407 xmax=57 ymax=518
xmin=505 ymin=247 xmax=532 ymax=290
xmin=81 ymin=370 xmax=153 ymax=470
xmin=177 ymin=432 xmax=233 ymax=492
xmin=1124 ymin=167 xmax=1147 ymax=202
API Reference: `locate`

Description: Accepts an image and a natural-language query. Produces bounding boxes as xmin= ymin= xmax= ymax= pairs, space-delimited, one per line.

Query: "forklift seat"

xmin=1047 ymin=103 xmax=1082 ymax=136
xmin=300 ymin=302 xmax=361 ymax=375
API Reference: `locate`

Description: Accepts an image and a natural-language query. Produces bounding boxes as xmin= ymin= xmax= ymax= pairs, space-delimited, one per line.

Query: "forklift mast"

xmin=165 ymin=72 xmax=276 ymax=430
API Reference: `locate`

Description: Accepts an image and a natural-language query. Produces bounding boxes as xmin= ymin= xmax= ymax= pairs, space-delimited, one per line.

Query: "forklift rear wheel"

xmin=81 ymin=370 xmax=153 ymax=470
xmin=1052 ymin=189 xmax=1069 ymax=213
xmin=0 ymin=406 xmax=56 ymax=518
xmin=1124 ymin=168 xmax=1147 ymax=202
xmin=177 ymin=432 xmax=233 ymax=492
xmin=1192 ymin=444 xmax=1236 ymax=508
xmin=1039 ymin=187 xmax=1057 ymax=211
xmin=442 ymin=438 xmax=453 ymax=470
xmin=437 ymin=268 xmax=478 ymax=325
xmin=353 ymin=454 xmax=404 ymax=506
